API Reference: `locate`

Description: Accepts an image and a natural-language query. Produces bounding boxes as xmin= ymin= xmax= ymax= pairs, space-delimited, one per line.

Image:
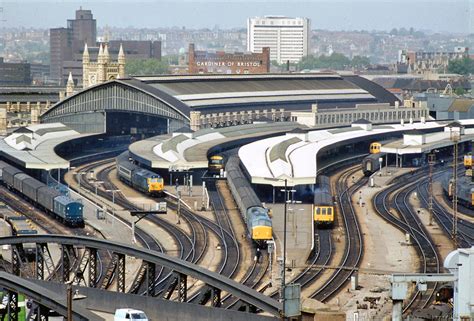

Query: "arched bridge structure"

xmin=0 ymin=272 xmax=100 ymax=321
xmin=40 ymin=79 xmax=190 ymax=135
xmin=0 ymin=235 xmax=281 ymax=318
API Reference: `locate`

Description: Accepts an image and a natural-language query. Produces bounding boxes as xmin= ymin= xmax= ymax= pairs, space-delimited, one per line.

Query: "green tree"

xmin=125 ymin=59 xmax=169 ymax=76
xmin=447 ymin=57 xmax=474 ymax=75
xmin=298 ymin=53 xmax=367 ymax=71
xmin=455 ymin=87 xmax=466 ymax=96
xmin=351 ymin=56 xmax=371 ymax=68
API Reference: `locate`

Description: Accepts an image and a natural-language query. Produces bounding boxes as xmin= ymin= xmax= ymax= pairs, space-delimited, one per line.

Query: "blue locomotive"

xmin=0 ymin=161 xmax=84 ymax=227
xmin=116 ymin=152 xmax=164 ymax=195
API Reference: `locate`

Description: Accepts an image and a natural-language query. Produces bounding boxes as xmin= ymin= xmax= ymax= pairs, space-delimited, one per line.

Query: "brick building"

xmin=188 ymin=44 xmax=270 ymax=74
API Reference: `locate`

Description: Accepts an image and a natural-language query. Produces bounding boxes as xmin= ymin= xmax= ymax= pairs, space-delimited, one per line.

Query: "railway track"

xmin=0 ymin=184 xmax=106 ymax=285
xmin=417 ymin=171 xmax=474 ymax=247
xmin=373 ymin=169 xmax=441 ymax=313
xmin=206 ymin=180 xmax=269 ymax=310
xmin=75 ymin=160 xmax=195 ymax=294
xmin=309 ymin=166 xmax=366 ymax=302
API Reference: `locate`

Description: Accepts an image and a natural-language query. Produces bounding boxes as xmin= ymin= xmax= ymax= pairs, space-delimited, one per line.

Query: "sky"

xmin=1 ymin=0 xmax=472 ymax=33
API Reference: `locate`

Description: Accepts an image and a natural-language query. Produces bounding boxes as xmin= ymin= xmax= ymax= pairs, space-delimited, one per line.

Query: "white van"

xmin=114 ymin=308 xmax=149 ymax=321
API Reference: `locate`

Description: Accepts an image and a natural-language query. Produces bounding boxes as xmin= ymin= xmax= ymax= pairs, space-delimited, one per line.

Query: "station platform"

xmin=0 ymin=123 xmax=97 ymax=170
xmin=266 ymin=203 xmax=314 ymax=268
xmin=239 ymin=119 xmax=474 ymax=187
xmin=129 ymin=121 xmax=305 ymax=171
xmin=381 ymin=124 xmax=474 ymax=156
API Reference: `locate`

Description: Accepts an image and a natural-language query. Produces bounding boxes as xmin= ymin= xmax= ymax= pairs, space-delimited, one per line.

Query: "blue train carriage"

xmin=53 ymin=195 xmax=84 ymax=227
xmin=132 ymin=168 xmax=164 ymax=196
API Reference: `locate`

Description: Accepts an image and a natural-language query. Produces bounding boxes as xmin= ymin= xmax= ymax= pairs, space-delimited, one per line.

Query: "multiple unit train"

xmin=208 ymin=155 xmax=225 ymax=174
xmin=362 ymin=153 xmax=387 ymax=176
xmin=313 ymin=175 xmax=335 ymax=227
xmin=225 ymin=156 xmax=273 ymax=245
xmin=464 ymin=153 xmax=473 ymax=168
xmin=116 ymin=152 xmax=164 ymax=196
xmin=0 ymin=161 xmax=84 ymax=227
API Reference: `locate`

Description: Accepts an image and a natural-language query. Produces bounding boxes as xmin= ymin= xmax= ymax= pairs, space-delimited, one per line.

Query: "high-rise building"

xmin=49 ymin=8 xmax=96 ymax=83
xmin=247 ymin=16 xmax=310 ymax=64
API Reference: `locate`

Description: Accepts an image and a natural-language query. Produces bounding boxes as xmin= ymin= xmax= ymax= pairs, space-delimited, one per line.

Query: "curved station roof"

xmin=0 ymin=123 xmax=92 ymax=169
xmin=239 ymin=119 xmax=474 ymax=187
xmin=129 ymin=121 xmax=306 ymax=170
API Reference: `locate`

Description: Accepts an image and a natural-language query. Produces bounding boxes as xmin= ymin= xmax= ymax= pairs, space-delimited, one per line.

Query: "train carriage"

xmin=22 ymin=177 xmax=44 ymax=203
xmin=2 ymin=166 xmax=22 ymax=188
xmin=362 ymin=153 xmax=387 ymax=176
xmin=37 ymin=186 xmax=62 ymax=213
xmin=313 ymin=175 xmax=335 ymax=227
xmin=0 ymin=161 xmax=9 ymax=180
xmin=225 ymin=156 xmax=272 ymax=245
xmin=13 ymin=173 xmax=30 ymax=193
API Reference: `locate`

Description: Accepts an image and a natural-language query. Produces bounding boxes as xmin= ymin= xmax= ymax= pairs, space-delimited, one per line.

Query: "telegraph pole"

xmin=428 ymin=153 xmax=435 ymax=226
xmin=450 ymin=126 xmax=460 ymax=247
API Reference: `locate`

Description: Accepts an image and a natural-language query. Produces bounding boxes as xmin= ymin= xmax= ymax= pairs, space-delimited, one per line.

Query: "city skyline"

xmin=1 ymin=0 xmax=472 ymax=34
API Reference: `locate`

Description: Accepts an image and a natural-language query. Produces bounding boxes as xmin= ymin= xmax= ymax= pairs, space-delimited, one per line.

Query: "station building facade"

xmin=188 ymin=44 xmax=270 ymax=74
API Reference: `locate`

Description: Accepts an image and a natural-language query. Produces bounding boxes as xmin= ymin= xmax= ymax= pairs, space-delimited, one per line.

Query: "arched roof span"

xmin=41 ymin=79 xmax=191 ymax=123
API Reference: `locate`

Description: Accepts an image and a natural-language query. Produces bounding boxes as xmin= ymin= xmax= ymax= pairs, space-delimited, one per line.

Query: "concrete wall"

xmin=32 ymin=280 xmax=277 ymax=321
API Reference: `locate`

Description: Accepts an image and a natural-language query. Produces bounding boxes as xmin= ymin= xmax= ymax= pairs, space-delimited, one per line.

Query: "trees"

xmin=447 ymin=57 xmax=474 ymax=75
xmin=125 ymin=59 xmax=169 ymax=76
xmin=298 ymin=53 xmax=370 ymax=70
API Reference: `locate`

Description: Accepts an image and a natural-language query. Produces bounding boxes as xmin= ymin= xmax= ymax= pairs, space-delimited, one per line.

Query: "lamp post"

xmin=93 ymin=181 xmax=104 ymax=196
xmin=77 ymin=171 xmax=87 ymax=190
xmin=106 ymin=189 xmax=120 ymax=225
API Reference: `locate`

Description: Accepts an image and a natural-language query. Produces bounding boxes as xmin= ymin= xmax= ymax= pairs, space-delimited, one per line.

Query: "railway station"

xmin=0 ymin=72 xmax=472 ymax=321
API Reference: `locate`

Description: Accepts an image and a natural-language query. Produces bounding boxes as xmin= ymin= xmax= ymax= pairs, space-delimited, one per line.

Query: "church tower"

xmin=97 ymin=43 xmax=106 ymax=83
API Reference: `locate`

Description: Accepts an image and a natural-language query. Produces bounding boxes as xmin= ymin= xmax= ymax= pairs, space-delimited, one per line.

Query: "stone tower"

xmin=66 ymin=72 xmax=75 ymax=97
xmin=82 ymin=42 xmax=125 ymax=89
xmin=82 ymin=43 xmax=90 ymax=88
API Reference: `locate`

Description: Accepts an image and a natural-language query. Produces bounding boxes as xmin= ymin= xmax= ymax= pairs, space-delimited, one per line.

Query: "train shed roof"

xmin=129 ymin=122 xmax=306 ymax=170
xmin=239 ymin=119 xmax=474 ymax=187
xmin=0 ymin=123 xmax=94 ymax=170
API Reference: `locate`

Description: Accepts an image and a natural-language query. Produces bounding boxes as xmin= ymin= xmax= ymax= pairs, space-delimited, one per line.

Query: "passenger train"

xmin=369 ymin=142 xmax=382 ymax=154
xmin=313 ymin=175 xmax=335 ymax=227
xmin=208 ymin=155 xmax=225 ymax=174
xmin=362 ymin=153 xmax=388 ymax=176
xmin=0 ymin=161 xmax=84 ymax=227
xmin=116 ymin=152 xmax=164 ymax=196
xmin=225 ymin=156 xmax=272 ymax=246
xmin=464 ymin=153 xmax=473 ymax=168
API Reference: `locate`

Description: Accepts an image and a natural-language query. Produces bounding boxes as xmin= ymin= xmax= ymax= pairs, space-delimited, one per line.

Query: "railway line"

xmin=309 ymin=166 xmax=365 ymax=302
xmin=206 ymin=180 xmax=269 ymax=310
xmin=417 ymin=172 xmax=474 ymax=247
xmin=373 ymin=169 xmax=441 ymax=313
xmin=0 ymin=183 xmax=108 ymax=286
